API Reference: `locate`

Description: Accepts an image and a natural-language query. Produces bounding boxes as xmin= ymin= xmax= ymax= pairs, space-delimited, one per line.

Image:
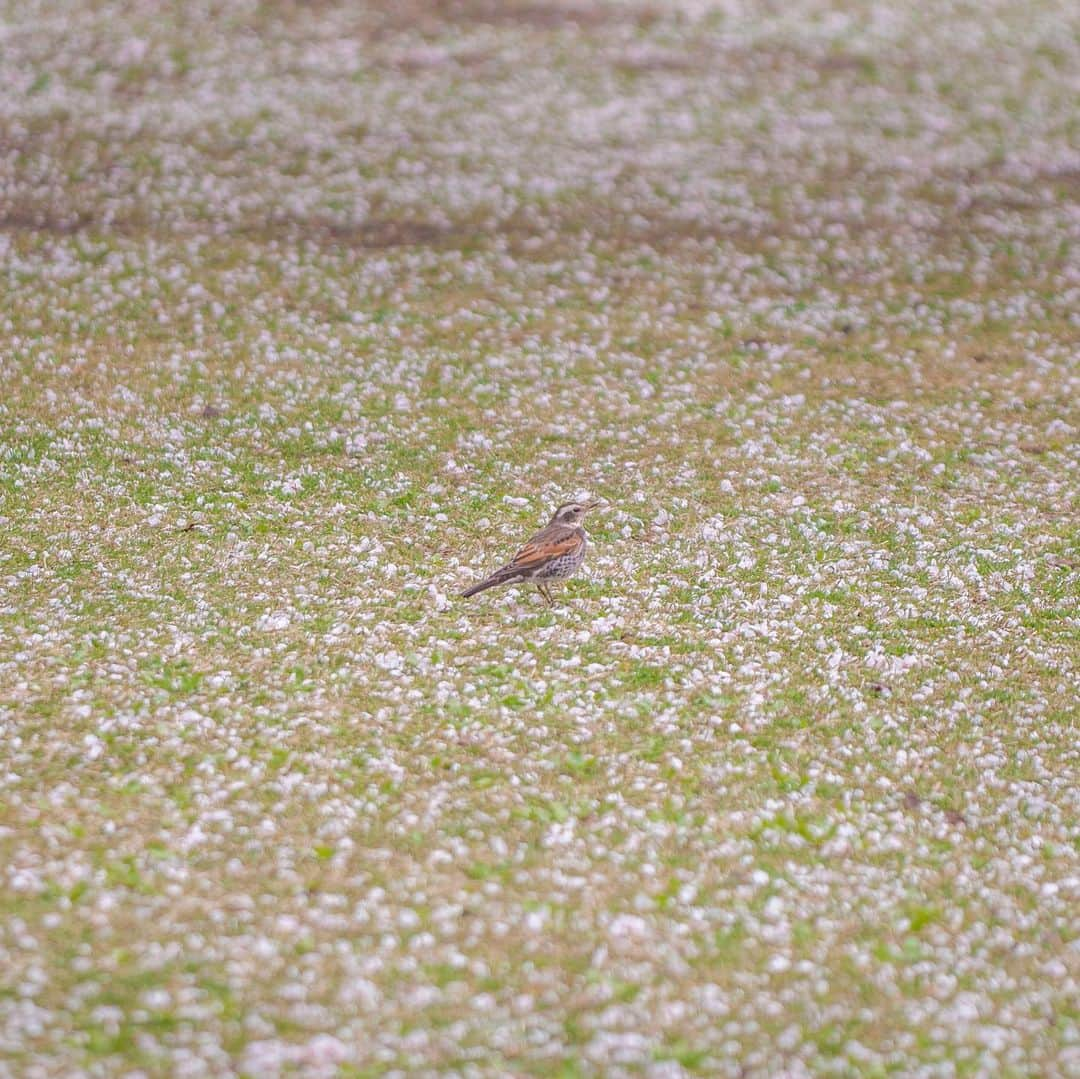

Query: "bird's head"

xmin=550 ymin=498 xmax=603 ymax=526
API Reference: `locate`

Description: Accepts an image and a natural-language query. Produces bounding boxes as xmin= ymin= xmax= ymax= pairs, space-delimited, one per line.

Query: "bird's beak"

xmin=584 ymin=498 xmax=605 ymax=511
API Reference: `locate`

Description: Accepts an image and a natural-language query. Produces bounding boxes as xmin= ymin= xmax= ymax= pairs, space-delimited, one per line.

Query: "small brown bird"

xmin=461 ymin=498 xmax=603 ymax=606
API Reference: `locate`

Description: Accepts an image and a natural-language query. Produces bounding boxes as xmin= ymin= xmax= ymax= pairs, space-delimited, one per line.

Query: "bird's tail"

xmin=461 ymin=566 xmax=522 ymax=598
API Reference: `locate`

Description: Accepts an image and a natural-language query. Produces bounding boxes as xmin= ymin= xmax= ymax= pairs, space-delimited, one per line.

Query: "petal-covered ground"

xmin=1 ymin=1 xmax=1077 ymax=1075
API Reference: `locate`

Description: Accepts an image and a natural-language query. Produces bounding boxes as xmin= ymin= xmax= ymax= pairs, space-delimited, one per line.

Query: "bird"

xmin=461 ymin=498 xmax=603 ymax=607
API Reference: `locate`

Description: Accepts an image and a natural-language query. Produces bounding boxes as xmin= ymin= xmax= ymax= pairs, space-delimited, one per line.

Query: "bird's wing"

xmin=508 ymin=524 xmax=583 ymax=572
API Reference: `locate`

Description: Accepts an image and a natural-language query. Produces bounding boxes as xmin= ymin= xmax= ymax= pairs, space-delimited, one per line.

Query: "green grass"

xmin=0 ymin=0 xmax=1077 ymax=1075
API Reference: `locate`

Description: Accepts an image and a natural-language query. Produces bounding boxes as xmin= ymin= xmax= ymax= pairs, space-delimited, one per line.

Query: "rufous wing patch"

xmin=509 ymin=532 xmax=582 ymax=571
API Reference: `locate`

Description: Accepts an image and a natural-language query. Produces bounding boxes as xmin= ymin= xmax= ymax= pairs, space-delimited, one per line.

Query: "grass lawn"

xmin=1 ymin=1 xmax=1077 ymax=1075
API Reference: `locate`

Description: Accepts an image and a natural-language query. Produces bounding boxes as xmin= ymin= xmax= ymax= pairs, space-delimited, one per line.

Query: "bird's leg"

xmin=537 ymin=583 xmax=554 ymax=607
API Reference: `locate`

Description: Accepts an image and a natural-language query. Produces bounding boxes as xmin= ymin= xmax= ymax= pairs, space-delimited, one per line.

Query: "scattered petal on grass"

xmin=0 ymin=0 xmax=1078 ymax=1076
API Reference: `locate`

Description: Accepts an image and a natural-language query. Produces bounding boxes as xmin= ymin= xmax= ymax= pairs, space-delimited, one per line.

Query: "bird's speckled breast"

xmin=535 ymin=529 xmax=586 ymax=580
